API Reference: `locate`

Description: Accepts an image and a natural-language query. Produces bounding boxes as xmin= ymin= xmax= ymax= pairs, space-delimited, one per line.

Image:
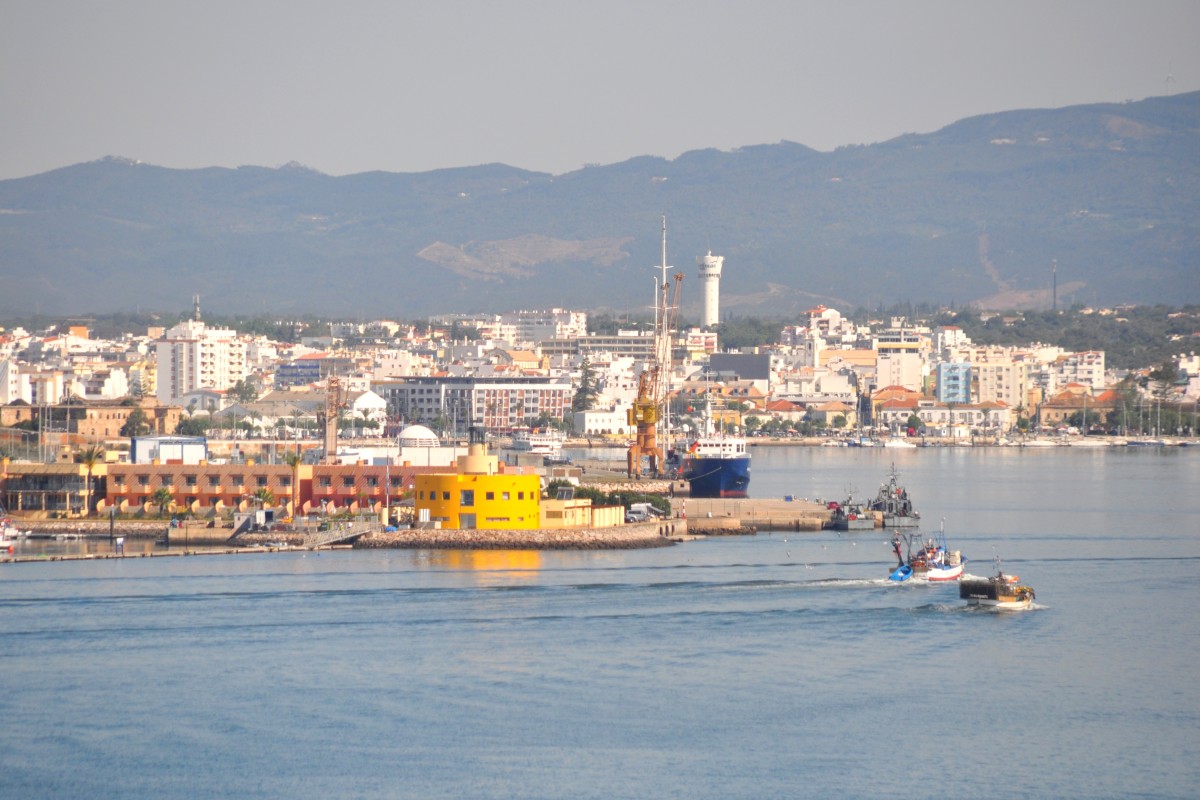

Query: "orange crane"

xmin=627 ymin=218 xmax=683 ymax=479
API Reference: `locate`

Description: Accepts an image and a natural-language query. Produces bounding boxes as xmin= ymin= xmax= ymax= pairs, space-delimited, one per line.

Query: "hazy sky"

xmin=2 ymin=0 xmax=1197 ymax=180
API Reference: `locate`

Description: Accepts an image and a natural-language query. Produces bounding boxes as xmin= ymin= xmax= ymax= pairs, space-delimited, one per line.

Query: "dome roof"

xmin=398 ymin=424 xmax=440 ymax=448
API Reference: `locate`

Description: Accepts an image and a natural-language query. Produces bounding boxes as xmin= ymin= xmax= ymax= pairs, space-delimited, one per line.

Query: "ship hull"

xmin=683 ymin=456 xmax=751 ymax=498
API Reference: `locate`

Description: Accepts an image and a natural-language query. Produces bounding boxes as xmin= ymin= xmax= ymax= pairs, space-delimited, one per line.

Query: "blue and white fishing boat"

xmin=888 ymin=524 xmax=965 ymax=582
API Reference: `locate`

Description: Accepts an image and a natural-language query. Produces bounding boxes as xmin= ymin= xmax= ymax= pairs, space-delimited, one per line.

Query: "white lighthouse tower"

xmin=696 ymin=251 xmax=724 ymax=329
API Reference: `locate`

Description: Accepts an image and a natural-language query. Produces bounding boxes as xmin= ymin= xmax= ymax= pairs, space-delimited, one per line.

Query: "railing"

xmin=304 ymin=519 xmax=378 ymax=548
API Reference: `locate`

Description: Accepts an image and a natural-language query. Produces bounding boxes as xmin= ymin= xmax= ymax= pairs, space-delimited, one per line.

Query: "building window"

xmin=184 ymin=475 xmax=197 ymax=486
xmin=366 ymin=476 xmax=378 ymax=487
xmin=518 ymin=492 xmax=524 ymax=500
xmin=502 ymin=492 xmax=510 ymax=500
xmin=342 ymin=477 xmax=354 ymax=488
xmin=208 ymin=476 xmax=220 ymax=487
xmin=442 ymin=491 xmax=450 ymax=501
xmin=281 ymin=477 xmax=291 ymax=487
xmin=319 ymin=476 xmax=331 ymax=487
xmin=138 ymin=475 xmax=150 ymax=486
xmin=233 ymin=476 xmax=244 ymax=487
xmin=461 ymin=490 xmax=474 ymax=507
xmin=256 ymin=476 xmax=268 ymax=487
xmin=486 ymin=491 xmax=495 ymax=500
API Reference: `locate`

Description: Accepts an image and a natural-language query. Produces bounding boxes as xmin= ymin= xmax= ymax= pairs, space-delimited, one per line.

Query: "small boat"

xmin=888 ymin=524 xmax=965 ymax=581
xmin=1 ymin=516 xmax=26 ymax=552
xmin=868 ymin=464 xmax=919 ymax=528
xmin=829 ymin=496 xmax=875 ymax=531
xmin=960 ymin=560 xmax=1035 ymax=609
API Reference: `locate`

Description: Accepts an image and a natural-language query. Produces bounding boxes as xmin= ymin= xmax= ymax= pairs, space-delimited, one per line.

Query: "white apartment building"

xmin=372 ymin=375 xmax=571 ymax=433
xmin=875 ymin=350 xmax=926 ymax=392
xmin=1034 ymin=350 xmax=1105 ymax=394
xmin=501 ymin=308 xmax=588 ymax=347
xmin=156 ymin=319 xmax=247 ymax=404
xmin=933 ymin=325 xmax=971 ymax=358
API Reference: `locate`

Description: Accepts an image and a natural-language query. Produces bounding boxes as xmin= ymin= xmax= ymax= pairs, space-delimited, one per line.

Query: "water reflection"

xmin=423 ymin=549 xmax=543 ymax=580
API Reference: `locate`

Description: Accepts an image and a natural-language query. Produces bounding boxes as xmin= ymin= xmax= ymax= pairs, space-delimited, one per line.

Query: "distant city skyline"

xmin=2 ymin=0 xmax=1198 ymax=181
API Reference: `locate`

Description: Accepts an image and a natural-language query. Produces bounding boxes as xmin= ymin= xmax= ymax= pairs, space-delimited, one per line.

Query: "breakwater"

xmin=357 ymin=522 xmax=677 ymax=550
xmin=674 ymin=497 xmax=830 ymax=534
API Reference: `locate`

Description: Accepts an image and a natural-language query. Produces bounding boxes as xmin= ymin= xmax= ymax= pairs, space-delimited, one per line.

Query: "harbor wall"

xmin=357 ymin=522 xmax=677 ymax=550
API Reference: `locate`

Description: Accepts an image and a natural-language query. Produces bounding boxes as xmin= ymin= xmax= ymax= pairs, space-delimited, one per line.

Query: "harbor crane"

xmin=627 ymin=216 xmax=683 ymax=479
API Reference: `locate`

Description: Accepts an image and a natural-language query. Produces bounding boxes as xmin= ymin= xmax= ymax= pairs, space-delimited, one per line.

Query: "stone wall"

xmin=357 ymin=522 xmax=676 ymax=550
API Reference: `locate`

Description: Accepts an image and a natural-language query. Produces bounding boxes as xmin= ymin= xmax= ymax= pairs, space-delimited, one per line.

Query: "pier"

xmin=674 ymin=497 xmax=831 ymax=534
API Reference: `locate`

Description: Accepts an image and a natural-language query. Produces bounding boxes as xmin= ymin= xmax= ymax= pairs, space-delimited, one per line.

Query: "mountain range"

xmin=2 ymin=91 xmax=1198 ymax=321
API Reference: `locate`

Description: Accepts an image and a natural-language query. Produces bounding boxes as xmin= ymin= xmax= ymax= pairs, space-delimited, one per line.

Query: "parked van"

xmin=625 ymin=502 xmax=662 ymax=523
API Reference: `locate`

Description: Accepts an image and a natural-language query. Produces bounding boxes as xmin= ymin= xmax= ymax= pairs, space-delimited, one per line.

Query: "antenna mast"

xmin=1052 ymin=259 xmax=1057 ymax=313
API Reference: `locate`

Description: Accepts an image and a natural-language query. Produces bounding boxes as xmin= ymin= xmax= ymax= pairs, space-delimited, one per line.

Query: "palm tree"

xmin=76 ymin=445 xmax=105 ymax=518
xmin=283 ymin=452 xmax=303 ymax=518
xmin=253 ymin=487 xmax=276 ymax=510
xmin=151 ymin=487 xmax=174 ymax=518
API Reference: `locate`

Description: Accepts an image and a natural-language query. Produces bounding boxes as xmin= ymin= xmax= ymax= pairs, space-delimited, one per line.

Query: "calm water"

xmin=2 ymin=446 xmax=1198 ymax=799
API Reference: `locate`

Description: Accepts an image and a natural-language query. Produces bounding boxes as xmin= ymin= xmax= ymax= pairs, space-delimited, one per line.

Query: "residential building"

xmin=156 ymin=318 xmax=247 ymax=404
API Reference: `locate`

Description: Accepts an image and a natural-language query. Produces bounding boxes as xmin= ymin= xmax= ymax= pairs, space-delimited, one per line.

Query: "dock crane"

xmin=627 ymin=217 xmax=684 ymax=479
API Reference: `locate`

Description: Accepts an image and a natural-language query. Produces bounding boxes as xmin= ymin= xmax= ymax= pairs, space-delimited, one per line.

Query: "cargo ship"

xmin=680 ymin=435 xmax=751 ymax=498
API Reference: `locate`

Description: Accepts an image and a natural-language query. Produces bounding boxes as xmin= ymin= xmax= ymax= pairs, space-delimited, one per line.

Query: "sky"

xmin=2 ymin=0 xmax=1198 ymax=181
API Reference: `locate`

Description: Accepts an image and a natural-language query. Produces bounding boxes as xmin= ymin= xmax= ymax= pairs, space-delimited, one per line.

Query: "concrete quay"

xmin=673 ymin=497 xmax=831 ymax=535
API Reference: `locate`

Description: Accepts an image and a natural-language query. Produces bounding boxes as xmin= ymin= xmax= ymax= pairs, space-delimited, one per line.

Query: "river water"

xmin=1 ymin=446 xmax=1197 ymax=799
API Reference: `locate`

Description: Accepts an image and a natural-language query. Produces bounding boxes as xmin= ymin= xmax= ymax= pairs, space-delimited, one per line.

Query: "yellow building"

xmin=414 ymin=437 xmax=541 ymax=530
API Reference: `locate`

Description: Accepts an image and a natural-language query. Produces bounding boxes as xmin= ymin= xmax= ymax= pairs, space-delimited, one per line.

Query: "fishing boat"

xmin=868 ymin=464 xmax=919 ymax=528
xmin=829 ymin=496 xmax=875 ymax=531
xmin=960 ymin=560 xmax=1035 ymax=609
xmin=680 ymin=396 xmax=751 ymax=498
xmin=888 ymin=525 xmax=965 ymax=581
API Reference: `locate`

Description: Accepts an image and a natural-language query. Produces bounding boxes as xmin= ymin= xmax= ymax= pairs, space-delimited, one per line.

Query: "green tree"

xmin=151 ymin=487 xmax=174 ymax=517
xmin=229 ymin=378 xmax=260 ymax=404
xmin=1146 ymin=361 xmax=1180 ymax=399
xmin=120 ymin=407 xmax=153 ymax=437
xmin=832 ymin=415 xmax=848 ymax=429
xmin=905 ymin=414 xmax=923 ymax=432
xmin=572 ymin=358 xmax=600 ymax=412
xmin=253 ymin=487 xmax=276 ymax=508
xmin=176 ymin=416 xmax=212 ymax=436
xmin=76 ymin=445 xmax=105 ymax=517
xmin=449 ymin=321 xmax=481 ymax=341
xmin=283 ymin=452 xmax=304 ymax=515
